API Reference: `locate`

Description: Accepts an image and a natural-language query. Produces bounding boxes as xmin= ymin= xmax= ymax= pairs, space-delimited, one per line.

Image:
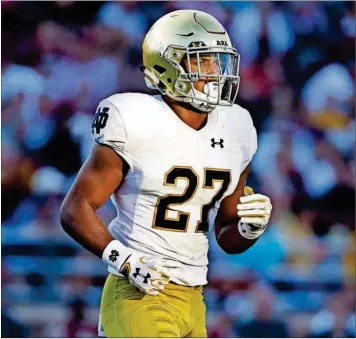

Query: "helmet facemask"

xmin=163 ymin=45 xmax=240 ymax=112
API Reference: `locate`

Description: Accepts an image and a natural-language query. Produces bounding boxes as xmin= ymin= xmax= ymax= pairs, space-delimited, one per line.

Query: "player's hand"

xmin=236 ymin=187 xmax=272 ymax=239
xmin=102 ymin=240 xmax=170 ymax=296
xmin=120 ymin=252 xmax=170 ymax=296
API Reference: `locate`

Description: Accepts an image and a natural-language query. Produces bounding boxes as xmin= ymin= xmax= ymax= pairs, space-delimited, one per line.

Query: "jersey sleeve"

xmin=240 ymin=108 xmax=258 ymax=172
xmin=91 ymin=98 xmax=133 ymax=170
xmin=247 ymin=124 xmax=258 ymax=165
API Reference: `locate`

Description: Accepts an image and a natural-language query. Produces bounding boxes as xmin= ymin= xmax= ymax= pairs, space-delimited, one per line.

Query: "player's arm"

xmin=215 ymin=164 xmax=272 ymax=254
xmin=61 ymin=144 xmax=168 ymax=294
xmin=60 ymin=98 xmax=169 ymax=294
xmin=60 ymin=143 xmax=126 ymax=257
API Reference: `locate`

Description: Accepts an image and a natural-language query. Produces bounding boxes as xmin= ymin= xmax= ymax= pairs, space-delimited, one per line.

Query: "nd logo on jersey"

xmin=92 ymin=107 xmax=109 ymax=135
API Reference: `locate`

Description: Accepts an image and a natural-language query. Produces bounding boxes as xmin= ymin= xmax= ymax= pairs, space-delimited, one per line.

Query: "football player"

xmin=60 ymin=9 xmax=272 ymax=338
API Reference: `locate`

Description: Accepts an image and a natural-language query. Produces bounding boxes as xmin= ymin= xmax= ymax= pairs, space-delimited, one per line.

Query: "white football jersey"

xmin=91 ymin=93 xmax=257 ymax=286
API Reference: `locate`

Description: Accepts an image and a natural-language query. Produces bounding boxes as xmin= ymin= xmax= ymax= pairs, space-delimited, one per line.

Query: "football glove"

xmin=102 ymin=240 xmax=169 ymax=295
xmin=237 ymin=187 xmax=272 ymax=239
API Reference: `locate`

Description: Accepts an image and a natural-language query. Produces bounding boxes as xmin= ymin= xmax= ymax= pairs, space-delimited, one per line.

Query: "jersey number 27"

xmin=152 ymin=166 xmax=231 ymax=233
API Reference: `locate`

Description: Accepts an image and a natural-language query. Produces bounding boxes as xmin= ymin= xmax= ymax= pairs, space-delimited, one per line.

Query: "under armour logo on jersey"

xmin=133 ymin=268 xmax=151 ymax=284
xmin=109 ymin=250 xmax=119 ymax=262
xmin=92 ymin=106 xmax=109 ymax=134
xmin=211 ymin=138 xmax=224 ymax=148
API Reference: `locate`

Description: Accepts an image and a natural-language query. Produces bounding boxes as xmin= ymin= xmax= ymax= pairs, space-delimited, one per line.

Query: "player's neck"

xmin=163 ymin=96 xmax=208 ymax=131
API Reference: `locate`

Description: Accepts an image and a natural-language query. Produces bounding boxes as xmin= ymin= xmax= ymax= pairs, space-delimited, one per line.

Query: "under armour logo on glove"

xmin=102 ymin=241 xmax=170 ymax=296
xmin=237 ymin=187 xmax=272 ymax=239
xmin=211 ymin=138 xmax=224 ymax=148
xmin=133 ymin=268 xmax=151 ymax=284
xmin=109 ymin=250 xmax=119 ymax=262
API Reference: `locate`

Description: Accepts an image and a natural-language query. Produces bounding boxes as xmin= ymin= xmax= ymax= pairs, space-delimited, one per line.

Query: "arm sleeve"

xmin=91 ymin=98 xmax=133 ymax=171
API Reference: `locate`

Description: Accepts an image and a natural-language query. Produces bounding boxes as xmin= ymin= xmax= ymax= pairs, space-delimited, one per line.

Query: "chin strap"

xmin=188 ymin=81 xmax=222 ymax=112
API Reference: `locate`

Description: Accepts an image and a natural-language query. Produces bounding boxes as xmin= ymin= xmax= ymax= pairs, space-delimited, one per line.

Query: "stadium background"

xmin=1 ymin=1 xmax=355 ymax=337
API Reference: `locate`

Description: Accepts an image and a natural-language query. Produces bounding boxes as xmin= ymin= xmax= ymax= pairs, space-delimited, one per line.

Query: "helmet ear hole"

xmin=153 ymin=65 xmax=166 ymax=75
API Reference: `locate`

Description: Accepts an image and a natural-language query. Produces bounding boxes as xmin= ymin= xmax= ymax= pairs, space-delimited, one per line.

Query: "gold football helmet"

xmin=142 ymin=10 xmax=240 ymax=112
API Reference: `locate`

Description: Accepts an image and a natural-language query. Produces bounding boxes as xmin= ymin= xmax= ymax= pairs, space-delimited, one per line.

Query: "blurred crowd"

xmin=1 ymin=1 xmax=355 ymax=337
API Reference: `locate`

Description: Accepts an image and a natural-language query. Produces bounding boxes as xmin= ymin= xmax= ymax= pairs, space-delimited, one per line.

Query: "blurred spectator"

xmin=1 ymin=63 xmax=45 ymax=124
xmin=209 ymin=314 xmax=236 ymax=337
xmin=341 ymin=3 xmax=356 ymax=38
xmin=36 ymin=20 xmax=120 ymax=111
xmin=288 ymin=2 xmax=328 ymax=36
xmin=301 ymin=63 xmax=354 ymax=114
xmin=1 ymin=310 xmax=29 ymax=338
xmin=66 ymin=299 xmax=97 ymax=337
xmin=308 ymin=289 xmax=356 ymax=337
xmin=343 ymin=231 xmax=356 ymax=284
xmin=67 ymin=110 xmax=95 ymax=162
xmin=1 ymin=145 xmax=35 ymax=221
xmin=230 ymin=2 xmax=294 ymax=65
xmin=11 ymin=196 xmax=63 ymax=241
xmin=97 ymin=1 xmax=148 ymax=49
xmin=42 ymin=298 xmax=97 ymax=337
xmin=235 ymin=283 xmax=289 ymax=337
xmin=28 ymin=102 xmax=82 ymax=176
xmin=167 ymin=1 xmax=230 ymax=27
